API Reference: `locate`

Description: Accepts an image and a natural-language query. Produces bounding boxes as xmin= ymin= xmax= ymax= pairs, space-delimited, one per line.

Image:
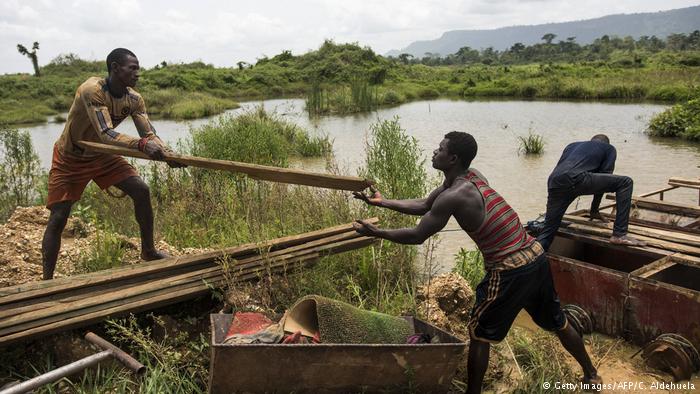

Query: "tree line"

xmin=392 ymin=31 xmax=700 ymax=66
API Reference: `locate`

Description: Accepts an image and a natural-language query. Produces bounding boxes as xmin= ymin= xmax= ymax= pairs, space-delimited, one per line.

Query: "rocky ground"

xmin=0 ymin=206 xmax=204 ymax=287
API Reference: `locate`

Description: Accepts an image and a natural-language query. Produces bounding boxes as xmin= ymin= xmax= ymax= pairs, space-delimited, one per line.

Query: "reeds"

xmin=518 ymin=132 xmax=545 ymax=155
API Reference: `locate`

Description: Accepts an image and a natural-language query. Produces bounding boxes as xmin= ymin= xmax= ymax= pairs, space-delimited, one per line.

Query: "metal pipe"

xmin=85 ymin=332 xmax=145 ymax=375
xmin=0 ymin=350 xmax=113 ymax=394
xmin=0 ymin=333 xmax=145 ymax=394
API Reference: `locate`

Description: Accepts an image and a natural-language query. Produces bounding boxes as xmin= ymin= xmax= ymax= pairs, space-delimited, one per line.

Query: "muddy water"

xmin=22 ymin=99 xmax=700 ymax=271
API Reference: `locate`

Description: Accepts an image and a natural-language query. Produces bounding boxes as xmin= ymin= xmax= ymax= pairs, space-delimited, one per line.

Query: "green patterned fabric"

xmin=284 ymin=295 xmax=414 ymax=344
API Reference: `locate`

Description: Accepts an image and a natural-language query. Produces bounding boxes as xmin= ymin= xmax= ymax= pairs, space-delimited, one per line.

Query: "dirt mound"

xmin=0 ymin=206 xmax=207 ymax=288
xmin=417 ymin=272 xmax=474 ymax=340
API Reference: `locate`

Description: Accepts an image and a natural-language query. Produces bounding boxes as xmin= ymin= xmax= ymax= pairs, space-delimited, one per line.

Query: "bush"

xmin=191 ymin=107 xmax=330 ymax=166
xmin=0 ymin=127 xmax=43 ymax=220
xmin=647 ymin=98 xmax=700 ymax=140
xmin=380 ymin=89 xmax=404 ymax=105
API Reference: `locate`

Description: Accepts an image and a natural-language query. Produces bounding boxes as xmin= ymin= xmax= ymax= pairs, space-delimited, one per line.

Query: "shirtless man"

xmin=353 ymin=131 xmax=601 ymax=393
xmin=42 ymin=48 xmax=182 ymax=280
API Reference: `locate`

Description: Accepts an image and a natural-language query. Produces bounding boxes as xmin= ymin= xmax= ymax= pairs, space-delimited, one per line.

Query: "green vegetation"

xmin=453 ymin=248 xmax=485 ymax=290
xmin=76 ymin=228 xmax=129 ymax=273
xmin=518 ymin=132 xmax=545 ymax=155
xmin=648 ymin=98 xmax=700 ymax=140
xmin=3 ymin=33 xmax=700 ymax=125
xmin=0 ymin=126 xmax=43 ymax=221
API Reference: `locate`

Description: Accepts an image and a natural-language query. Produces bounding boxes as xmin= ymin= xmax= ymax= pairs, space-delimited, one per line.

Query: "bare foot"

xmin=610 ymin=235 xmax=646 ymax=247
xmin=141 ymin=250 xmax=169 ymax=261
xmin=582 ymin=374 xmax=603 ymax=392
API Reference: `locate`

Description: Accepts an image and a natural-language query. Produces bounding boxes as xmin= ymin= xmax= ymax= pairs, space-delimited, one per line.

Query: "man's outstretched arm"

xmin=353 ymin=195 xmax=452 ymax=244
xmin=353 ymin=185 xmax=446 ymax=216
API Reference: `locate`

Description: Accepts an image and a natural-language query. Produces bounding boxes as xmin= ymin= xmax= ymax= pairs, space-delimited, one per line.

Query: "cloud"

xmin=0 ymin=0 xmax=699 ymax=73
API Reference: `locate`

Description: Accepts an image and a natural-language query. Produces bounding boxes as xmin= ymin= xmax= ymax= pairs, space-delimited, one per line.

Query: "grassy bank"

xmin=3 ymin=37 xmax=699 ymax=124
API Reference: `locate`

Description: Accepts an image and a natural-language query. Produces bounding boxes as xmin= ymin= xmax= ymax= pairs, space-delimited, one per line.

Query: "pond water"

xmin=21 ymin=98 xmax=700 ymax=271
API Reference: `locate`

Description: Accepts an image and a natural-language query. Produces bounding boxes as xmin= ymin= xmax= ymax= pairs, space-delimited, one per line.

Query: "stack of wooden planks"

xmin=0 ymin=219 xmax=378 ymax=346
xmin=561 ymin=214 xmax=700 ymax=257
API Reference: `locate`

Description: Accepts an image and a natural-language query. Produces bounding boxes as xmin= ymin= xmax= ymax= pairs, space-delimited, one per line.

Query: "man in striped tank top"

xmin=354 ymin=132 xmax=601 ymax=393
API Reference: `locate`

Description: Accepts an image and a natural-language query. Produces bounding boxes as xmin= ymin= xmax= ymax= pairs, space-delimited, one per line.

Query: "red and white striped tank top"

xmin=465 ymin=171 xmax=537 ymax=269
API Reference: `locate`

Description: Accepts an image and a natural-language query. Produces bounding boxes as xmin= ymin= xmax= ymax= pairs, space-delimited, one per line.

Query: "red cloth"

xmin=225 ymin=312 xmax=274 ymax=340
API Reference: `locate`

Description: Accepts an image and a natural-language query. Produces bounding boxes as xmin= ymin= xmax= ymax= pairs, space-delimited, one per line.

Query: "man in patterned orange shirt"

xmin=42 ymin=48 xmax=183 ymax=280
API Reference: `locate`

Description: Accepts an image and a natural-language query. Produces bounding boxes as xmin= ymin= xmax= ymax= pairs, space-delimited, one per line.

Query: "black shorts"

xmin=468 ymin=253 xmax=566 ymax=343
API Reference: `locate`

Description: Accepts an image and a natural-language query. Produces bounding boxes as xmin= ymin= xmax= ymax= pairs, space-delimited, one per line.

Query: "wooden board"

xmin=604 ymin=195 xmax=700 ymax=216
xmin=0 ymin=232 xmax=377 ymax=346
xmin=562 ymin=215 xmax=700 ymax=248
xmin=668 ymin=177 xmax=700 ymax=190
xmin=77 ymin=141 xmax=374 ymax=191
xmin=0 ymin=218 xmax=377 ymax=303
xmin=562 ymin=222 xmax=700 ymax=257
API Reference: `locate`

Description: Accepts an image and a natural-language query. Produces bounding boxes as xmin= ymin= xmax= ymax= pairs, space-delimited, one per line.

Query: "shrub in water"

xmin=518 ymin=132 xmax=545 ymax=155
xmin=648 ymin=98 xmax=700 ymax=141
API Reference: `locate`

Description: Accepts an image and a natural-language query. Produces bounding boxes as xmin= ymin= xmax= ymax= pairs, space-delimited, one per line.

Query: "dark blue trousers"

xmin=538 ymin=172 xmax=633 ymax=251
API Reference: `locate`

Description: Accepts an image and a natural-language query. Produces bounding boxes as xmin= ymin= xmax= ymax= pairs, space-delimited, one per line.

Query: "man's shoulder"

xmin=125 ymin=87 xmax=143 ymax=104
xmin=77 ymin=77 xmax=107 ymax=97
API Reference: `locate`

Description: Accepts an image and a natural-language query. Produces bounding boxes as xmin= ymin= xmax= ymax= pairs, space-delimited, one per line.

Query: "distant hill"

xmin=387 ymin=6 xmax=700 ymax=57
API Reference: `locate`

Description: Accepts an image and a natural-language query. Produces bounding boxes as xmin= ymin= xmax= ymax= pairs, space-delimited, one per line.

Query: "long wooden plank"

xmin=77 ymin=141 xmax=373 ymax=191
xmin=0 ymin=235 xmax=373 ymax=331
xmin=0 ymin=218 xmax=366 ymax=297
xmin=0 ymin=231 xmax=366 ymax=324
xmin=668 ymin=177 xmax=700 ymax=190
xmin=563 ymin=222 xmax=700 ymax=256
xmin=0 ymin=236 xmax=376 ymax=345
xmin=604 ymin=195 xmax=700 ymax=216
xmin=0 ymin=218 xmax=377 ymax=304
xmin=555 ymin=228 xmax=672 ymax=258
xmin=563 ymin=215 xmax=700 ymax=248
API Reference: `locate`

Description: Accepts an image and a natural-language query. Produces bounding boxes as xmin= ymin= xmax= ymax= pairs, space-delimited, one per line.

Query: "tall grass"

xmin=0 ymin=126 xmax=44 ymax=221
xmin=518 ymin=132 xmax=545 ymax=155
xmin=453 ymin=248 xmax=485 ymax=289
xmin=306 ymin=78 xmax=380 ymax=116
xmin=76 ymin=228 xmax=129 ymax=273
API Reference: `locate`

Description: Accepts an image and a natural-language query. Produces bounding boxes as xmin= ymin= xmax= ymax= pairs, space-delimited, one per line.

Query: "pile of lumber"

xmin=0 ymin=220 xmax=378 ymax=346
xmin=561 ymin=214 xmax=700 ymax=257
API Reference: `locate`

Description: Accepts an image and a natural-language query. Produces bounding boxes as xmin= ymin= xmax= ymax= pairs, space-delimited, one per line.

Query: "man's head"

xmin=591 ymin=134 xmax=610 ymax=144
xmin=106 ymin=48 xmax=140 ymax=87
xmin=432 ymin=131 xmax=478 ymax=171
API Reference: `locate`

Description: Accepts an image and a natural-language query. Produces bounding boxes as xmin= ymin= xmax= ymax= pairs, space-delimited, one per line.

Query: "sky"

xmin=1 ymin=0 xmax=699 ymax=74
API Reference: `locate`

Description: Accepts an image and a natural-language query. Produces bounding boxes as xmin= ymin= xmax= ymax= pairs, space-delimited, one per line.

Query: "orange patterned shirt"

xmin=56 ymin=77 xmax=158 ymax=158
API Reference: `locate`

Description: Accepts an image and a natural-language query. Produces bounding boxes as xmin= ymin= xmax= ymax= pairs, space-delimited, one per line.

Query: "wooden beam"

xmin=604 ymin=195 xmax=700 ymax=216
xmin=562 ymin=215 xmax=700 ymax=248
xmin=668 ymin=177 xmax=700 ymax=190
xmin=562 ymin=222 xmax=700 ymax=256
xmin=0 ymin=230 xmax=368 ymax=321
xmin=77 ymin=141 xmax=374 ymax=191
xmin=0 ymin=236 xmax=377 ymax=345
xmin=630 ymin=256 xmax=677 ymax=279
xmin=0 ymin=218 xmax=378 ymax=304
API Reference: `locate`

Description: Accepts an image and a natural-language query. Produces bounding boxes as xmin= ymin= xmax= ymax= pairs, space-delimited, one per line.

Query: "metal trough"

xmin=208 ymin=314 xmax=466 ymax=393
xmin=548 ymin=234 xmax=700 ymax=350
